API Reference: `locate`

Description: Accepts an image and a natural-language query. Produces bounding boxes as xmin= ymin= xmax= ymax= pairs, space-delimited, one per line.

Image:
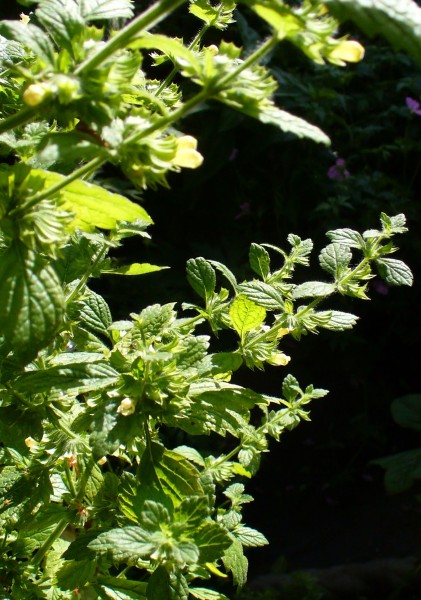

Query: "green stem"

xmin=211 ymin=444 xmax=242 ymax=469
xmin=154 ymin=24 xmax=210 ymax=96
xmin=31 ymin=517 xmax=69 ymax=566
xmin=66 ymin=242 xmax=110 ymax=303
xmin=125 ymin=33 xmax=279 ymax=146
xmin=0 ymin=105 xmax=39 ymax=135
xmin=216 ymin=34 xmax=278 ymax=89
xmin=75 ymin=0 xmax=188 ymax=76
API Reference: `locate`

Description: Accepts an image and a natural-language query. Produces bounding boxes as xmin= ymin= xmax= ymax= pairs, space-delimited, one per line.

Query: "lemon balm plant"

xmin=0 ymin=0 xmax=416 ymax=597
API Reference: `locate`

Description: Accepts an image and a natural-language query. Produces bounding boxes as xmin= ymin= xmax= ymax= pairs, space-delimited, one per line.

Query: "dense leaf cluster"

xmin=0 ymin=0 xmax=417 ymax=597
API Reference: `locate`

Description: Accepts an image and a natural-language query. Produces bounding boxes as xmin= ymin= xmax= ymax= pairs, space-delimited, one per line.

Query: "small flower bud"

xmin=117 ymin=397 xmax=135 ymax=416
xmin=207 ymin=45 xmax=219 ymax=56
xmin=173 ymin=135 xmax=203 ymax=169
xmin=22 ymin=83 xmax=51 ymax=107
xmin=267 ymin=352 xmax=291 ymax=366
xmin=328 ymin=40 xmax=365 ymax=64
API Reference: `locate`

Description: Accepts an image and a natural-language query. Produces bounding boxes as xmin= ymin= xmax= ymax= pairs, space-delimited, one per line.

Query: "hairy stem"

xmin=75 ymin=0 xmax=188 ymax=76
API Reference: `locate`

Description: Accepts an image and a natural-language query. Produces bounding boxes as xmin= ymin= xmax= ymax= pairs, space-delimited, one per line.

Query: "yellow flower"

xmin=267 ymin=352 xmax=291 ymax=366
xmin=22 ymin=83 xmax=50 ymax=106
xmin=328 ymin=40 xmax=365 ymax=65
xmin=173 ymin=135 xmax=203 ymax=169
xmin=20 ymin=13 xmax=30 ymax=24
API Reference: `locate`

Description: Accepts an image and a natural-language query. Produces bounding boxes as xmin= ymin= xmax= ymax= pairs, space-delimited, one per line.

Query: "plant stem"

xmin=65 ymin=242 xmax=110 ymax=303
xmin=10 ymin=156 xmax=104 ymax=215
xmin=216 ymin=34 xmax=278 ymax=89
xmin=75 ymin=0 xmax=188 ymax=76
xmin=31 ymin=517 xmax=69 ymax=566
xmin=154 ymin=24 xmax=210 ymax=96
xmin=0 ymin=105 xmax=39 ymax=135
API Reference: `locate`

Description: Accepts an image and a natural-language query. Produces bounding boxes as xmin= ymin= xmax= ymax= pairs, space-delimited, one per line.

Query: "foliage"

xmin=373 ymin=394 xmax=421 ymax=494
xmin=0 ymin=0 xmax=416 ymax=597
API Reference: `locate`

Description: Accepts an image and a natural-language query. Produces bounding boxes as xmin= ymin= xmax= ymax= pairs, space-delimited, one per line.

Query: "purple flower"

xmin=327 ymin=157 xmax=350 ymax=182
xmin=405 ymin=96 xmax=421 ymax=116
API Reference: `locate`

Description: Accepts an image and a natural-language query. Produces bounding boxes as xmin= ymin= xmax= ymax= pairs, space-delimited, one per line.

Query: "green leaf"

xmin=229 ymin=295 xmax=266 ymax=337
xmin=237 ymin=281 xmax=284 ymax=310
xmin=35 ymin=0 xmax=85 ymax=55
xmin=324 ymin=0 xmax=421 ymax=66
xmin=319 ymin=243 xmax=352 ymax=277
xmin=147 ymin=567 xmax=189 ymax=600
xmin=326 ymin=228 xmax=366 ymax=249
xmin=0 ymin=21 xmax=55 ymax=64
xmin=129 ymin=33 xmax=200 ymax=72
xmin=233 ymin=525 xmax=268 ymax=547
xmin=189 ymin=0 xmax=235 ymax=30
xmin=314 ymin=310 xmax=358 ymax=331
xmin=101 ymin=263 xmax=167 ymax=276
xmin=14 ymin=360 xmax=119 ymax=394
xmin=0 ymin=244 xmax=64 ymax=362
xmin=70 ymin=288 xmax=112 ymax=335
xmin=195 ymin=522 xmax=232 ymax=562
xmin=222 ymin=538 xmax=248 ymax=588
xmin=208 ymin=260 xmax=238 ymax=290
xmin=238 ymin=105 xmax=331 ymax=145
xmin=373 ymin=448 xmax=421 ymax=493
xmin=375 ymin=258 xmax=413 ymax=286
xmin=32 ymin=169 xmax=152 ymax=232
xmin=97 ymin=577 xmax=147 ymax=600
xmin=292 ymin=281 xmax=336 ymax=299
xmin=187 ymin=258 xmax=216 ymax=303
xmin=391 ymin=395 xmax=421 ymax=432
xmin=120 ymin=443 xmax=203 ymax=518
xmin=249 ymin=243 xmax=271 ymax=280
xmin=79 ymin=0 xmax=134 ymax=20
xmin=189 ymin=588 xmax=230 ymax=600
xmin=56 ymin=559 xmax=96 ymax=590
xmin=88 ymin=525 xmax=156 ymax=562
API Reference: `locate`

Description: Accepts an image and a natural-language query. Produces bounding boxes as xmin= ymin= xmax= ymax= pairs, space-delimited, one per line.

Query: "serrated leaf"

xmin=187 ymin=258 xmax=216 ymax=303
xmin=0 ymin=244 xmax=64 ymax=362
xmin=14 ymin=360 xmax=119 ymax=394
xmin=195 ymin=522 xmax=232 ymax=562
xmin=70 ymin=288 xmax=112 ymax=335
xmin=222 ymin=539 xmax=248 ymax=588
xmin=32 ymin=169 xmax=151 ymax=232
xmin=314 ymin=310 xmax=358 ymax=331
xmin=249 ymin=243 xmax=271 ymax=280
xmin=237 ymin=281 xmax=284 ymax=309
xmin=375 ymin=258 xmax=413 ymax=286
xmin=129 ymin=33 xmax=199 ymax=71
xmin=0 ymin=21 xmax=55 ymax=64
xmin=147 ymin=567 xmax=189 ymax=600
xmin=236 ymin=105 xmax=330 ymax=145
xmin=88 ymin=525 xmax=155 ymax=562
xmin=292 ymin=281 xmax=335 ymax=299
xmin=324 ymin=0 xmax=421 ymax=66
xmin=56 ymin=559 xmax=96 ymax=590
xmin=326 ymin=228 xmax=366 ymax=249
xmin=101 ymin=262 xmax=167 ymax=276
xmin=172 ymin=446 xmax=205 ymax=467
xmin=233 ymin=525 xmax=268 ymax=547
xmin=282 ymin=373 xmax=300 ymax=402
xmin=35 ymin=0 xmax=84 ymax=55
xmin=391 ymin=395 xmax=421 ymax=432
xmin=319 ymin=243 xmax=352 ymax=277
xmin=97 ymin=577 xmax=147 ymax=600
xmin=230 ymin=295 xmax=266 ymax=337
xmin=79 ymin=0 xmax=134 ymax=20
